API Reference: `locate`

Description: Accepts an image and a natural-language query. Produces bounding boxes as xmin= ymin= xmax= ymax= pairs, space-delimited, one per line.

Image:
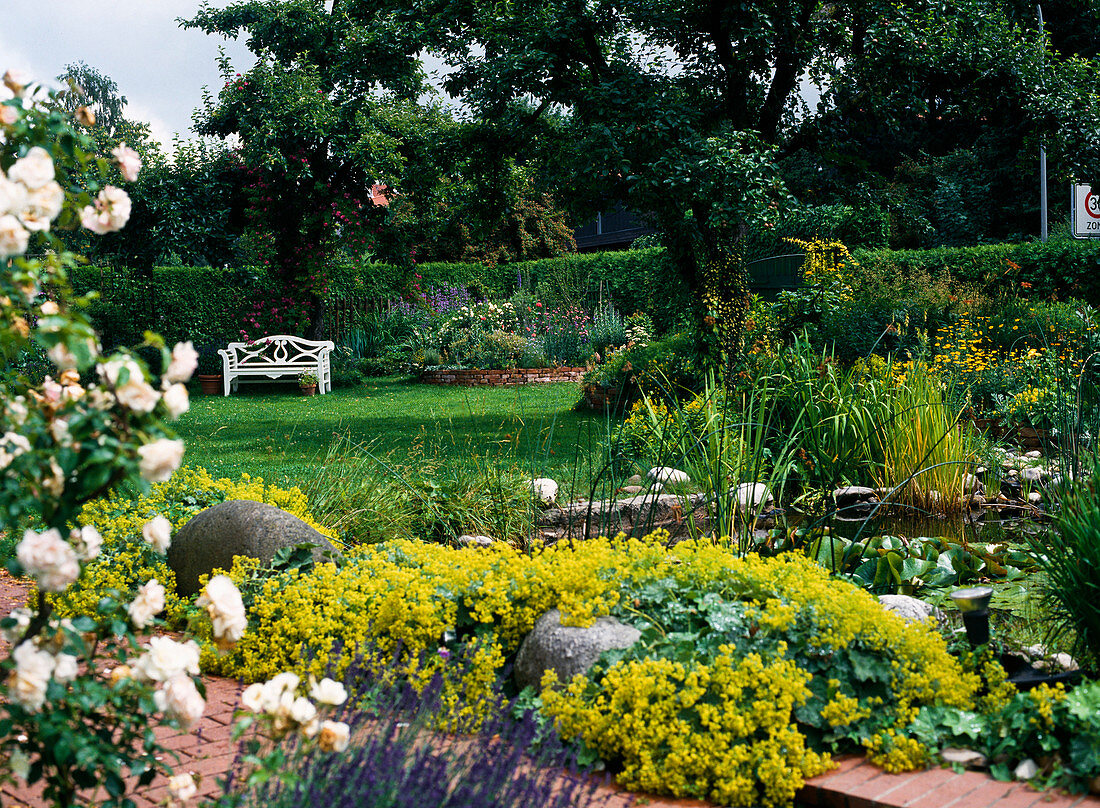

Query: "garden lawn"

xmin=174 ymin=376 xmax=612 ymax=492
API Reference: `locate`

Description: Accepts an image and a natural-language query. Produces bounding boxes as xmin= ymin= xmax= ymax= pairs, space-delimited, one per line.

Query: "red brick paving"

xmin=4 ymin=570 xmax=1100 ymax=808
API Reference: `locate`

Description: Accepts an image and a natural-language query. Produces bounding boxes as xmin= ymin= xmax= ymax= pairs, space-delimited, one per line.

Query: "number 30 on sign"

xmin=1073 ymin=184 xmax=1100 ymax=238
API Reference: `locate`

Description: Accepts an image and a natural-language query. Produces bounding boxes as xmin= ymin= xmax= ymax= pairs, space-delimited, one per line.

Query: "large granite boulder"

xmin=514 ymin=608 xmax=641 ymax=691
xmin=168 ymin=500 xmax=340 ymax=596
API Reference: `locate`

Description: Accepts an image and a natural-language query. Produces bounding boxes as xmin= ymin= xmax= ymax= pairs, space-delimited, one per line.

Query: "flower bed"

xmin=420 ymin=366 xmax=586 ymax=386
xmin=202 ymin=532 xmax=982 ymax=807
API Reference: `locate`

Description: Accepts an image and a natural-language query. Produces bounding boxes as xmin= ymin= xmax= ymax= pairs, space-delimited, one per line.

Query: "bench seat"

xmin=218 ymin=335 xmax=335 ymax=396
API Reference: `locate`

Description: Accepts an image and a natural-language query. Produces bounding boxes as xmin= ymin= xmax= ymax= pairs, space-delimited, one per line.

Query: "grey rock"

xmin=618 ymin=485 xmax=644 ymax=496
xmin=647 ymin=466 xmax=689 ymax=486
xmin=1028 ymin=491 xmax=1043 ymax=506
xmin=1025 ymin=450 xmax=1043 ymax=459
xmin=833 ymin=486 xmax=878 ymax=506
xmin=168 ymin=500 xmax=340 ymax=596
xmin=1015 ymin=758 xmax=1040 ymax=781
xmin=733 ymin=482 xmax=772 ymax=510
xmin=941 ymin=748 xmax=989 ymax=768
xmin=963 ymin=473 xmax=983 ymax=495
xmin=878 ymin=594 xmax=942 ymax=624
xmin=530 ymin=477 xmax=559 ymax=508
xmin=514 ymin=608 xmax=641 ymax=691
xmin=1020 ymin=466 xmax=1049 ymax=484
xmin=457 ymin=534 xmax=495 ymax=547
xmin=625 ymin=474 xmax=644 ymax=486
xmin=969 ymin=493 xmax=986 ymax=509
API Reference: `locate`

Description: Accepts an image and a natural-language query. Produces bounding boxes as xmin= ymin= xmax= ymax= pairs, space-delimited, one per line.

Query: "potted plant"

xmin=298 ymin=369 xmax=319 ymax=396
xmin=195 ymin=343 xmax=224 ymax=395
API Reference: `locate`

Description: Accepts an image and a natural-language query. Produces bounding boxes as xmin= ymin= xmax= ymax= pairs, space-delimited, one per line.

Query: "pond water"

xmin=787 ymin=507 xmax=1045 ymax=545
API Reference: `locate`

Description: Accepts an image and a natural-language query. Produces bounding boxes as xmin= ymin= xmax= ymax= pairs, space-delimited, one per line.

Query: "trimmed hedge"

xmin=71 ymin=239 xmax=1100 ymax=353
xmin=851 ymin=240 xmax=1100 ymax=303
xmin=69 ymin=265 xmax=276 ymax=351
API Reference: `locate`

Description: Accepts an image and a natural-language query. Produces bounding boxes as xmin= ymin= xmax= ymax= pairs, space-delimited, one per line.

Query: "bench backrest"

xmin=221 ymin=335 xmax=335 ymax=367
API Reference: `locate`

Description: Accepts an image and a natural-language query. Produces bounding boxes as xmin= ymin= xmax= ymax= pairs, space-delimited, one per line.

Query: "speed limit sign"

xmin=1073 ymin=184 xmax=1100 ymax=238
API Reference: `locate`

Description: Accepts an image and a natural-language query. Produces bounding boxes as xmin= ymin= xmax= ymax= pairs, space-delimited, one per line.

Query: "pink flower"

xmin=81 ymin=186 xmax=131 ymax=234
xmin=111 ymin=143 xmax=142 ymax=182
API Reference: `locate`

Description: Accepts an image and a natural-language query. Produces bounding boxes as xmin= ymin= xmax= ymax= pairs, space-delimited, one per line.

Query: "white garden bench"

xmin=218 ymin=335 xmax=335 ymax=396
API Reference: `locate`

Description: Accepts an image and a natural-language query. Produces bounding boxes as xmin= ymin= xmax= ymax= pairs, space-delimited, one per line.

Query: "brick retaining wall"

xmin=420 ymin=367 xmax=586 ymax=386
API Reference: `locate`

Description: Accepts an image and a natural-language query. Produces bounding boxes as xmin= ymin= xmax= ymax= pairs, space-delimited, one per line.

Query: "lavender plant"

xmin=217 ymin=672 xmax=620 ymax=808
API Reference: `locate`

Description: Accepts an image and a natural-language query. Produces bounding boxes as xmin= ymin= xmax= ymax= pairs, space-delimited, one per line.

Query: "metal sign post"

xmin=1072 ymin=184 xmax=1100 ymax=238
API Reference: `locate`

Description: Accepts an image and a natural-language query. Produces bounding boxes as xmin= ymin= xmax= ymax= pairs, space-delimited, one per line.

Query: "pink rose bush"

xmin=0 ymin=73 xmax=249 ymax=807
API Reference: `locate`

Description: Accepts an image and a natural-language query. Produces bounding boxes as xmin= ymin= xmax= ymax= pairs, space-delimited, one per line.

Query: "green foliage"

xmin=69 ymin=265 xmax=277 ymax=351
xmin=1028 ymin=456 xmax=1100 ymax=666
xmin=852 ymin=240 xmax=1100 ymax=306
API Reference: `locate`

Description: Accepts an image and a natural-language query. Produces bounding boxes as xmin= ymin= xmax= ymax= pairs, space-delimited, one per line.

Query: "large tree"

xmin=406 ymin=0 xmax=1100 ymax=301
xmin=183 ymin=0 xmax=434 ymax=331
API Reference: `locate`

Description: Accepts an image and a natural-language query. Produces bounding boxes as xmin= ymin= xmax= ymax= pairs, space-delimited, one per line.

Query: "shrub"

xmin=204 ymin=533 xmax=981 ymax=805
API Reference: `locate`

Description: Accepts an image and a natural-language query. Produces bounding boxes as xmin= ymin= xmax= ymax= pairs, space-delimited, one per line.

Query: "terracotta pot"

xmin=197 ymin=374 xmax=223 ymax=395
xmin=299 ymin=384 xmax=318 ymax=396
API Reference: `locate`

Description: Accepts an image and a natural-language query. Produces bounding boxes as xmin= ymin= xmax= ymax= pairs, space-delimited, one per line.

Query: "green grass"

xmin=174 ymin=377 xmax=611 ymax=494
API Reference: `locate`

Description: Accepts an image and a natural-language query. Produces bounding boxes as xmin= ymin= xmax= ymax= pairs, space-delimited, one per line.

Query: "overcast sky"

xmin=1 ymin=1 xmax=256 ymax=147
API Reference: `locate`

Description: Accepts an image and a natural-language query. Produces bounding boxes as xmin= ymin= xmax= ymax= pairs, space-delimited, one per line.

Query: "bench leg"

xmin=223 ymin=375 xmax=231 ymax=396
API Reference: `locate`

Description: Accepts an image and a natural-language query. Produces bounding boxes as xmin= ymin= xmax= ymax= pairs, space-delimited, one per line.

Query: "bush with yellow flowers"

xmin=46 ymin=466 xmax=335 ymax=622
xmin=205 ymin=532 xmax=984 ymax=805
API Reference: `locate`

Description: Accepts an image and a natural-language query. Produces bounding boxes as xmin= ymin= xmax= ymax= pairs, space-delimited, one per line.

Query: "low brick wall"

xmin=420 ymin=367 xmax=586 ymax=386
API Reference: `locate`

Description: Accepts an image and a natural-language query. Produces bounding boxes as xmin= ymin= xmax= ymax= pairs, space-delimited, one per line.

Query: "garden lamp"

xmin=950 ymin=586 xmax=994 ymax=646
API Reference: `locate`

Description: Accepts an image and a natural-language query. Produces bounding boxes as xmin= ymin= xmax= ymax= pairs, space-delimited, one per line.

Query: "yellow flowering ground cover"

xmin=47 ymin=466 xmax=335 ymax=621
xmin=206 ymin=533 xmax=980 ymax=807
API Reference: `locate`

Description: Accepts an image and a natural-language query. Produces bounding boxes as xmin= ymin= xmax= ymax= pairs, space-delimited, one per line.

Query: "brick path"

xmin=3 ymin=569 xmax=1099 ymax=808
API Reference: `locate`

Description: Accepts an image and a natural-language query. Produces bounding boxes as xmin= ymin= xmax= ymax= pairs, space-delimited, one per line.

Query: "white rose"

xmin=0 ymin=173 xmax=28 ymax=216
xmin=290 ymin=696 xmax=317 ymax=727
xmin=309 ymin=676 xmax=347 ymax=706
xmin=197 ymin=575 xmax=247 ymax=647
xmin=128 ymin=579 xmax=166 ymax=629
xmin=167 ymin=772 xmax=198 ymax=802
xmin=133 ymin=637 xmax=201 ymax=682
xmin=8 ymin=146 xmax=54 ymax=190
xmin=317 ymin=720 xmax=350 ymax=752
xmin=165 ymin=341 xmax=199 ymax=383
xmin=241 ymin=682 xmax=265 ymax=713
xmin=80 ymin=185 xmax=131 ymax=234
xmin=19 ymin=181 xmax=63 ymax=231
xmin=0 ymin=213 xmax=29 ymax=258
xmin=6 ymin=397 xmax=27 ymax=425
xmin=0 ymin=430 xmax=31 ymax=469
xmin=142 ymin=515 xmax=173 ymax=554
xmin=16 ymin=528 xmax=79 ymax=592
xmin=43 ymin=458 xmax=65 ymax=497
xmin=0 ymin=105 xmax=15 ymax=126
xmin=69 ymin=525 xmax=102 ymax=561
xmin=155 ymin=675 xmax=206 ymax=731
xmin=115 ymin=375 xmax=160 ymax=414
xmin=98 ymin=356 xmax=142 ymax=387
xmin=1 ymin=606 xmax=32 ymax=643
xmin=47 ymin=341 xmax=78 ymax=371
xmin=50 ymin=417 xmax=70 ymax=444
xmin=137 ymin=439 xmax=185 ymax=483
xmin=8 ymin=641 xmax=55 ymax=711
xmin=260 ymin=672 xmax=300 ymax=713
xmin=112 ymin=143 xmax=142 ymax=183
xmin=162 ymin=383 xmax=190 ymax=420
xmin=52 ymin=653 xmax=79 ymax=682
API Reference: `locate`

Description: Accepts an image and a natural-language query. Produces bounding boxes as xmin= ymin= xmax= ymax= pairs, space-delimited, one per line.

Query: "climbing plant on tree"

xmin=183 ymin=0 xmax=428 ymax=334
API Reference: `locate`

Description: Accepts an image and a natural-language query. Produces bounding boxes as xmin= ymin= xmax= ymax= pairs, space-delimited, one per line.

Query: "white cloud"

xmin=1 ymin=1 xmax=254 ymax=146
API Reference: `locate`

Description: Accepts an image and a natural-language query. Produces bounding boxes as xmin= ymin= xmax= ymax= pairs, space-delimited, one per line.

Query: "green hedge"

xmin=851 ymin=240 xmax=1100 ymax=303
xmin=69 ymin=265 xmax=276 ymax=351
xmin=72 ymin=239 xmax=1100 ymax=353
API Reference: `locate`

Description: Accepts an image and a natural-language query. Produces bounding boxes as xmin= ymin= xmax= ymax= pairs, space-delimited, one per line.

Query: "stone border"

xmin=419 ymin=366 xmax=586 ymax=386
